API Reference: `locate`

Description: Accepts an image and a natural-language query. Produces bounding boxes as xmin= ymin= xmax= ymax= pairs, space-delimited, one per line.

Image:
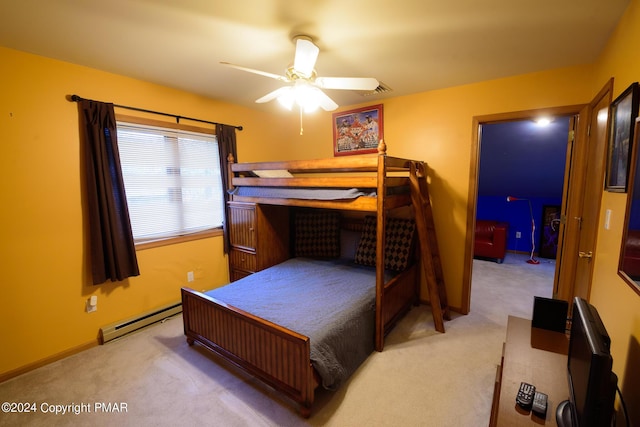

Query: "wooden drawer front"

xmin=229 ymin=204 xmax=256 ymax=250
xmin=229 ymin=249 xmax=256 ymax=272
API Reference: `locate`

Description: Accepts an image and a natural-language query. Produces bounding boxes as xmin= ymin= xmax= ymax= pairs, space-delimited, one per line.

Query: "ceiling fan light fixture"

xmin=225 ymin=34 xmax=372 ymax=117
xmin=275 ymin=82 xmax=322 ymax=112
xmin=298 ymin=84 xmax=321 ymax=113
xmin=276 ymin=87 xmax=295 ymax=110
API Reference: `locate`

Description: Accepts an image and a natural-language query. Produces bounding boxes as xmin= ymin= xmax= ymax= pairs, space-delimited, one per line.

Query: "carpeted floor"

xmin=0 ymin=253 xmax=555 ymax=427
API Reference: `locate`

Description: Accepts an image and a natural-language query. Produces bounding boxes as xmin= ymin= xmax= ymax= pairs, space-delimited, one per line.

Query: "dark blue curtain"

xmin=80 ymin=100 xmax=139 ymax=284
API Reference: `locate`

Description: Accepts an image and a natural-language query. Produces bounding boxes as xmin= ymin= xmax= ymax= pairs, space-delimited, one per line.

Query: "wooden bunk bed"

xmin=181 ymin=141 xmax=448 ymax=417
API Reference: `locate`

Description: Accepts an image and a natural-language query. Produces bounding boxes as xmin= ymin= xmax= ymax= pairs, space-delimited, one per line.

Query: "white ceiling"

xmin=0 ymin=0 xmax=630 ymax=113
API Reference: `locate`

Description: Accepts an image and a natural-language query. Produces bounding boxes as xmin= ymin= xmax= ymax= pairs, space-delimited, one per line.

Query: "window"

xmin=116 ymin=120 xmax=224 ymax=244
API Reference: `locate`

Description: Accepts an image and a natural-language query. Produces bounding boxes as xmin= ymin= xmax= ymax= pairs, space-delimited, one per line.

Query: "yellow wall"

xmin=3 ymin=0 xmax=640 ymax=397
xmin=589 ymin=0 xmax=640 ymax=406
xmin=0 ymin=45 xmax=601 ymax=377
xmin=0 ymin=46 xmax=290 ymax=375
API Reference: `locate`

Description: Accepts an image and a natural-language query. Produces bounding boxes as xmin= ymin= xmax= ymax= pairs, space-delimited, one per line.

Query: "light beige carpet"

xmin=0 ymin=253 xmax=554 ymax=427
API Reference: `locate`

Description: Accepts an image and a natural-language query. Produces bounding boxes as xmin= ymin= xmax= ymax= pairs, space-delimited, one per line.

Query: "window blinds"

xmin=116 ymin=122 xmax=224 ymax=243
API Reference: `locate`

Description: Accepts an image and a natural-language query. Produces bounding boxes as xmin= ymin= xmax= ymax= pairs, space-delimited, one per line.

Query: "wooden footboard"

xmin=181 ymin=287 xmax=318 ymax=417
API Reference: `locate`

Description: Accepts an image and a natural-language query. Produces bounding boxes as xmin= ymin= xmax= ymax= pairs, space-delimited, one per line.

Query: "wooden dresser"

xmin=490 ymin=316 xmax=569 ymax=427
xmin=227 ymin=201 xmax=290 ymax=281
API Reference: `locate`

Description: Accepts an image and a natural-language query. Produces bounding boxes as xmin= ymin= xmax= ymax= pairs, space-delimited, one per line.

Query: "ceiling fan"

xmin=220 ymin=35 xmax=379 ymax=112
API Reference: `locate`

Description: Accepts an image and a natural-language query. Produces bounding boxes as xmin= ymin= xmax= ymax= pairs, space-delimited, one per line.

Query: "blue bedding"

xmin=205 ymin=257 xmax=377 ymax=390
xmin=230 ymin=186 xmax=376 ymax=200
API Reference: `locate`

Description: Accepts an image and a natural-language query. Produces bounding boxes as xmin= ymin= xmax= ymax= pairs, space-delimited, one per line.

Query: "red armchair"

xmin=474 ymin=220 xmax=508 ymax=263
xmin=622 ymin=230 xmax=640 ymax=279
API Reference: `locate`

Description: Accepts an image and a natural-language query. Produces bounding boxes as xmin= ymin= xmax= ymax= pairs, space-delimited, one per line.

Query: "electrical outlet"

xmin=516 ymin=231 xmax=522 ymax=239
xmin=187 ymin=271 xmax=195 ymax=282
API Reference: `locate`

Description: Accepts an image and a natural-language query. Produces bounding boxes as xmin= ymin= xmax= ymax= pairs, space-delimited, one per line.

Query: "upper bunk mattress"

xmin=230 ymin=186 xmax=375 ymax=200
xmin=204 ymin=257 xmax=376 ymax=390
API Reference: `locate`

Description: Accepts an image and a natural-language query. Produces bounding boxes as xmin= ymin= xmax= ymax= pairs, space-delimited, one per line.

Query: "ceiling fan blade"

xmin=315 ymin=76 xmax=379 ymax=91
xmin=255 ymin=86 xmax=292 ymax=104
xmin=220 ymin=61 xmax=289 ymax=82
xmin=314 ymin=89 xmax=339 ymax=111
xmin=293 ymin=38 xmax=319 ymax=78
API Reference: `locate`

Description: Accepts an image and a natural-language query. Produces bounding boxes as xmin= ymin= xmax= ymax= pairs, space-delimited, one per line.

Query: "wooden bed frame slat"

xmin=383 ymin=264 xmax=419 ymax=332
xmin=232 ymin=176 xmax=409 ymax=188
xmin=230 ymin=154 xmax=413 ymax=174
xmin=226 ymin=195 xmax=412 ymax=212
xmin=232 ymin=176 xmax=378 ymax=188
xmin=231 ymin=156 xmax=378 ymax=173
xmin=182 ymin=288 xmax=316 ymax=416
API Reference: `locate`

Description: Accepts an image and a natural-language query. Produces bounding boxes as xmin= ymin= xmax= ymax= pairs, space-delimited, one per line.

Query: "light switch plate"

xmin=604 ymin=209 xmax=611 ymax=230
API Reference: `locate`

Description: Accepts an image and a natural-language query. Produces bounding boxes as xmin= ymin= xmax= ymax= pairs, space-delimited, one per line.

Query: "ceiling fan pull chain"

xmin=299 ymin=107 xmax=304 ymax=135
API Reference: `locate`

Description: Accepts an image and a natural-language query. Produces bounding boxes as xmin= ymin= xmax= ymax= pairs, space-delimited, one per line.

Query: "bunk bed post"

xmin=375 ymin=139 xmax=387 ymax=351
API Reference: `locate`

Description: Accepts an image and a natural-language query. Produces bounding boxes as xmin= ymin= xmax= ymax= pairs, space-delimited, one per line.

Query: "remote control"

xmin=532 ymin=391 xmax=548 ymax=417
xmin=516 ymin=382 xmax=536 ymax=410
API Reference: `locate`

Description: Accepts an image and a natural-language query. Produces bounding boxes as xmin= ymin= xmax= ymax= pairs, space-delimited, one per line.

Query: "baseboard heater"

xmin=100 ymin=301 xmax=182 ymax=344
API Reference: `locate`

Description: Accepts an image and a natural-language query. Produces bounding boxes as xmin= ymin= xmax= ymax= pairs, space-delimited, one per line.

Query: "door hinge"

xmin=587 ymin=124 xmax=591 ymax=136
xmin=574 ymin=216 xmax=583 ymax=229
xmin=568 ymin=130 xmax=575 ymax=142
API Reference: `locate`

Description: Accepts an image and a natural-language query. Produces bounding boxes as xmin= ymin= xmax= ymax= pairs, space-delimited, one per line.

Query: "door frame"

xmin=461 ymin=104 xmax=586 ymax=314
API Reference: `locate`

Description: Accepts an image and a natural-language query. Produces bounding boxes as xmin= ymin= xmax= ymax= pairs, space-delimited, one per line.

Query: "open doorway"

xmin=478 ymin=118 xmax=571 ymax=262
xmin=461 ymin=81 xmax=612 ymax=316
xmin=461 ymin=105 xmax=588 ymax=315
xmin=471 ymin=117 xmax=572 ymax=317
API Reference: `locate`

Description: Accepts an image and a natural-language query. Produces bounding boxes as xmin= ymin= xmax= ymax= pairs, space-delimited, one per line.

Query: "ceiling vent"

xmin=359 ymin=81 xmax=392 ymax=96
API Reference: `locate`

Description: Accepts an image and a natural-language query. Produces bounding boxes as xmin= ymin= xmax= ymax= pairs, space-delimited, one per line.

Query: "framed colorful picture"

xmin=332 ymin=104 xmax=383 ymax=156
xmin=606 ymin=82 xmax=639 ymax=192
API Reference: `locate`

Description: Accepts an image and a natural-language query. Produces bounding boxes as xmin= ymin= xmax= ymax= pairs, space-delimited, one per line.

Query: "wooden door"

xmin=554 ymin=79 xmax=613 ymax=302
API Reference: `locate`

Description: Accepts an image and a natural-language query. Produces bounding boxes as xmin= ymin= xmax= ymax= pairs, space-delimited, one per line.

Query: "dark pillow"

xmin=384 ymin=217 xmax=416 ymax=271
xmin=354 ymin=216 xmax=377 ymax=267
xmin=294 ymin=211 xmax=341 ymax=258
xmin=354 ymin=216 xmax=416 ymax=271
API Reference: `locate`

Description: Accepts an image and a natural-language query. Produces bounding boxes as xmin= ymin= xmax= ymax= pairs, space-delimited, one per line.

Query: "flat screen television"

xmin=557 ymin=297 xmax=617 ymax=427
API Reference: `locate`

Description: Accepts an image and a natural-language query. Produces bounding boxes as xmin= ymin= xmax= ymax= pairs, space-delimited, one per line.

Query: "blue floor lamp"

xmin=507 ymin=196 xmax=540 ymax=264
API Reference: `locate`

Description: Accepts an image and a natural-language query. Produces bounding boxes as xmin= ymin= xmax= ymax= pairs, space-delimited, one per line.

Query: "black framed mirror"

xmin=618 ymin=117 xmax=640 ymax=295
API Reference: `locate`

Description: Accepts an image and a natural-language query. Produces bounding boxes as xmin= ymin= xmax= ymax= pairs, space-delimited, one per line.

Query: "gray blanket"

xmin=231 ymin=186 xmax=375 ymax=200
xmin=205 ymin=258 xmax=376 ymax=390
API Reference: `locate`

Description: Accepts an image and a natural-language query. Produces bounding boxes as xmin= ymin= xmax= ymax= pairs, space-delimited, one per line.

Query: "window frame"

xmin=115 ymin=114 xmax=224 ymax=250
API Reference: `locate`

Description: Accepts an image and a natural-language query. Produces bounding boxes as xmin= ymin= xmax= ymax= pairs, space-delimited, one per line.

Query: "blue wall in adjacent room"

xmin=477 ymin=117 xmax=571 ymax=256
xmin=477 ymin=195 xmax=562 ymax=256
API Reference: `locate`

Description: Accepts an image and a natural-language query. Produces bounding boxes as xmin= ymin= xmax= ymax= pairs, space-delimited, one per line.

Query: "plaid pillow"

xmin=385 ymin=217 xmax=416 ymax=271
xmin=354 ymin=216 xmax=416 ymax=271
xmin=354 ymin=216 xmax=377 ymax=267
xmin=294 ymin=211 xmax=341 ymax=258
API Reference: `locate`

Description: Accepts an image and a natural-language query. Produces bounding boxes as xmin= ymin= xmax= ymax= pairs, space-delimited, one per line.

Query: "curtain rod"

xmin=68 ymin=94 xmax=243 ymax=131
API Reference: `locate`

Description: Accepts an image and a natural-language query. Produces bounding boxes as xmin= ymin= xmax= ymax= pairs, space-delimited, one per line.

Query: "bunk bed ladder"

xmin=409 ymin=161 xmax=450 ymax=333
